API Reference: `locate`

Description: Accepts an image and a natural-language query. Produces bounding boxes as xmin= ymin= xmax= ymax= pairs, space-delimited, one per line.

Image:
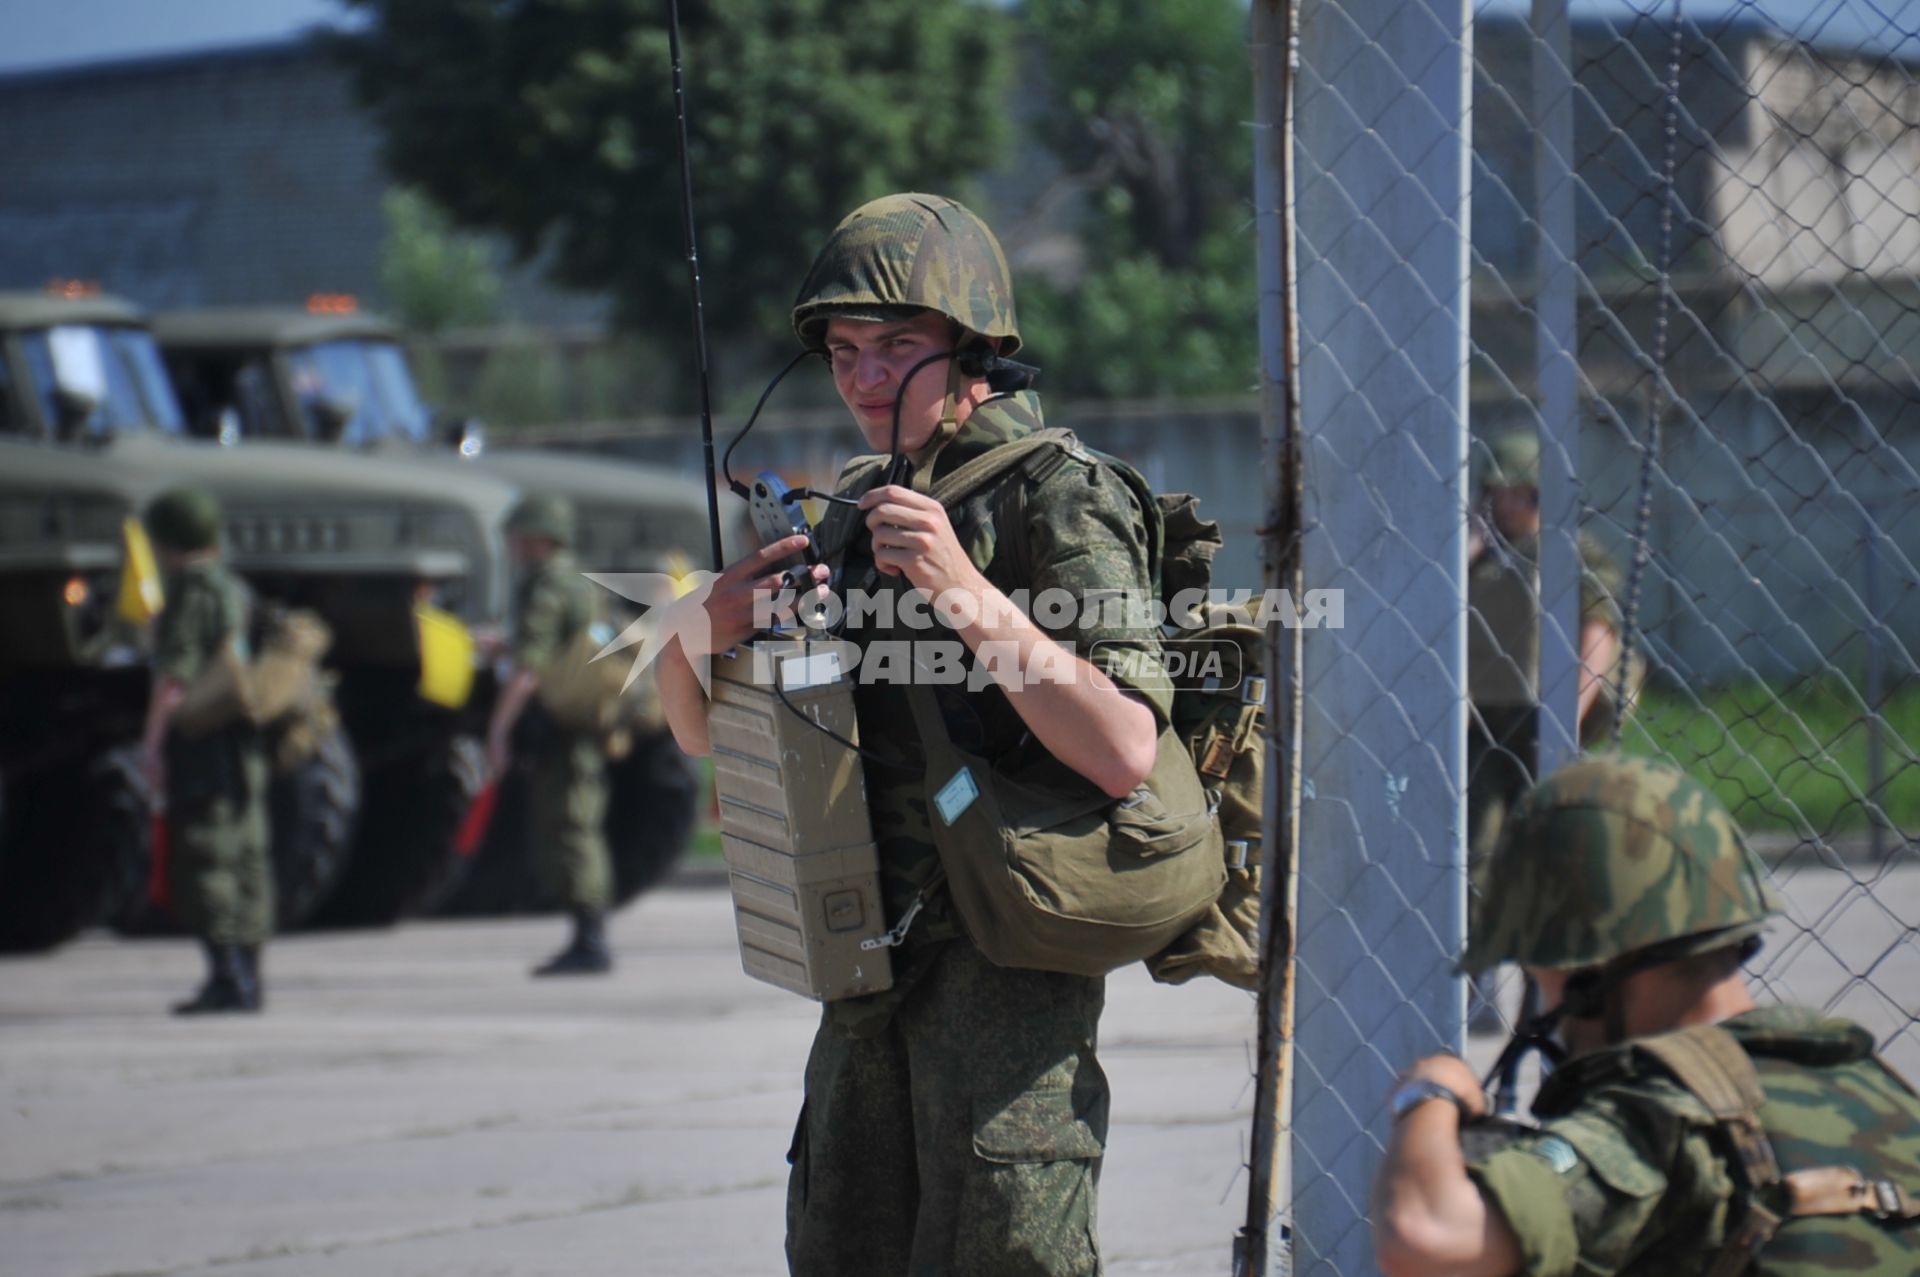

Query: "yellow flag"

xmin=664 ymin=549 xmax=699 ymax=598
xmin=117 ymin=517 xmax=164 ymax=624
xmin=415 ymin=603 xmax=476 ymax=709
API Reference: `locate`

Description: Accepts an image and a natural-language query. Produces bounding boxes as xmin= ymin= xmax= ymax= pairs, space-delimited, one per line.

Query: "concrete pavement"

xmin=0 ymin=885 xmax=1259 ymax=1277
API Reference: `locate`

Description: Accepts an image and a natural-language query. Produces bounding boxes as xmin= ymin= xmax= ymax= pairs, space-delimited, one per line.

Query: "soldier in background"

xmin=141 ymin=487 xmax=272 ymax=1015
xmin=1467 ymin=427 xmax=1631 ymax=861
xmin=1372 ymin=754 xmax=1920 ymax=1276
xmin=486 ymin=494 xmax=614 ymax=976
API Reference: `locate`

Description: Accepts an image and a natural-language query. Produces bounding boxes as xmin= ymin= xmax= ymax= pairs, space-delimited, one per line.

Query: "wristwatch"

xmin=1387 ymin=1076 xmax=1473 ymax=1123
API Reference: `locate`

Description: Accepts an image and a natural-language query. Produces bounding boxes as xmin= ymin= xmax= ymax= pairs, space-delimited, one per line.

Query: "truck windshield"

xmin=285 ymin=340 xmax=432 ymax=446
xmin=19 ymin=325 xmax=187 ymax=439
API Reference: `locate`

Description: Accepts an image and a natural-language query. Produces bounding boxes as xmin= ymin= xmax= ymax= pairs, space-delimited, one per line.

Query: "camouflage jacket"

xmin=815 ymin=390 xmax=1170 ymax=1030
xmin=155 ymin=558 xmax=251 ymax=686
xmin=1469 ymin=528 xmax=1628 ymax=712
xmin=512 ymin=549 xmax=596 ymax=674
xmin=1467 ymin=1006 xmax=1920 ymax=1276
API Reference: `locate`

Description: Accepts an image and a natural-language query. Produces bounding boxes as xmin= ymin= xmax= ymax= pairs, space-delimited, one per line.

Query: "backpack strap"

xmin=926 ymin=427 xmax=1085 ymax=508
xmin=1639 ymin=1026 xmax=1785 ymax=1277
xmin=1641 ymin=1024 xmax=1920 ymax=1277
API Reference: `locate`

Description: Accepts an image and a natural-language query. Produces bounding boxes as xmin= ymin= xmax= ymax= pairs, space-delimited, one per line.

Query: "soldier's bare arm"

xmin=1371 ymin=1053 xmax=1523 ymax=1277
xmin=859 ymin=484 xmax=1156 ymax=799
xmin=1576 ymin=618 xmax=1619 ymax=728
xmin=654 ymin=534 xmax=828 ymax=759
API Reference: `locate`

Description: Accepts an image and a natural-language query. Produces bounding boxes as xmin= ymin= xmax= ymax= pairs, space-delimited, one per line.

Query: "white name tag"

xmin=780 ymin=649 xmax=843 ymax=690
xmin=934 ymin=767 xmax=979 ymax=826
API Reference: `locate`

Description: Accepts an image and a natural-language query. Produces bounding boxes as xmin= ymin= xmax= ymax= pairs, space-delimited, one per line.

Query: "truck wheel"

xmin=307 ymin=733 xmax=484 ymax=928
xmin=608 ymin=729 xmax=699 ymax=905
xmin=270 ymin=724 xmax=361 ymax=929
xmin=0 ymin=745 xmax=151 ymax=953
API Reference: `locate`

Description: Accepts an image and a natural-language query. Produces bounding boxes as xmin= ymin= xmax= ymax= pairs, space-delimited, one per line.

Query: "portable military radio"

xmin=702 ymin=475 xmax=893 ymax=1002
xmin=666 ymin=30 xmax=891 ymax=1002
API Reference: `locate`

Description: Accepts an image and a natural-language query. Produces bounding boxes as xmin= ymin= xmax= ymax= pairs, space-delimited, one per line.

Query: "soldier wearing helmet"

xmin=487 ymin=493 xmax=616 ymax=975
xmin=658 ymin=194 xmax=1172 ymax=1274
xmin=1372 ymin=754 xmax=1920 ymax=1277
xmin=141 ymin=487 xmax=273 ymax=1014
xmin=1466 ymin=427 xmax=1635 ymax=1031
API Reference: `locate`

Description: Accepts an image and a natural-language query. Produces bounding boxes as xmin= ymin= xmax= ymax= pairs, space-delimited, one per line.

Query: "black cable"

xmin=721 ymin=348 xmax=815 ymax=497
xmin=769 ymin=675 xmax=907 ymax=769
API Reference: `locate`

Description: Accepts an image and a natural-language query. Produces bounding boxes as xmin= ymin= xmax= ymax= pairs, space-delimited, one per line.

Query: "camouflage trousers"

xmin=785 ymin=936 xmax=1108 ymax=1277
xmin=527 ymin=732 xmax=610 ymax=912
xmin=166 ymin=737 xmax=272 ymax=946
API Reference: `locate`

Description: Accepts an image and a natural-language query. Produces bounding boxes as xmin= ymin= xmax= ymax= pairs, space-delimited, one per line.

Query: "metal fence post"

xmin=1286 ymin=0 xmax=1473 ymax=1269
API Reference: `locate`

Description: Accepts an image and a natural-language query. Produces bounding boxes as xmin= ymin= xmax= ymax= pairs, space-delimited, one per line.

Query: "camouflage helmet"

xmin=145 ymin=487 xmax=222 ymax=552
xmin=1480 ymin=429 xmax=1541 ymax=490
xmin=791 ymin=193 xmax=1020 ymax=355
xmin=506 ymin=494 xmax=575 ymax=547
xmin=1461 ymin=753 xmax=1782 ymax=974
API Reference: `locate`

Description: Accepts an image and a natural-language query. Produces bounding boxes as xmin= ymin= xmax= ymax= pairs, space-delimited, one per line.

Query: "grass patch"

xmin=1619 ymin=675 xmax=1920 ymax=837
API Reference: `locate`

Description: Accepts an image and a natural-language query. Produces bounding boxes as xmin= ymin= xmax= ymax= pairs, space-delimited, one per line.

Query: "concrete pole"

xmin=1285 ymin=0 xmax=1474 ymax=1270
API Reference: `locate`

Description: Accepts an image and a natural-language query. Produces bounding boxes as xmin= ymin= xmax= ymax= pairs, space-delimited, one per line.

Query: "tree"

xmin=333 ymin=0 xmax=1011 ymax=365
xmin=380 ymin=187 xmax=501 ymax=334
xmin=1013 ymin=0 xmax=1257 ymax=399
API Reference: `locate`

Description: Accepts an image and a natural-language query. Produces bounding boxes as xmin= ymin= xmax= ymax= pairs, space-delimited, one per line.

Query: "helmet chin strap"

xmin=908 ymin=358 xmax=966 ymax=496
xmin=1482 ymin=930 xmax=1766 ymax=1114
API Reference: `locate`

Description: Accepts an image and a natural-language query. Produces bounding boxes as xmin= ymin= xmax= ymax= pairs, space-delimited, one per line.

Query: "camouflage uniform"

xmin=789 ymin=390 xmax=1170 ymax=1276
xmin=1466 ymin=528 xmax=1626 ymax=861
xmin=513 ymin=548 xmax=611 ymax=914
xmin=156 ymin=559 xmax=273 ymax=947
xmin=1467 ymin=1006 xmax=1920 ymax=1276
xmin=1459 ymin=755 xmax=1920 ymax=1275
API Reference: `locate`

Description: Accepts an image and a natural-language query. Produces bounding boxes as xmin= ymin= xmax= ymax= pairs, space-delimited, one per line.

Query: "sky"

xmin=0 ymin=0 xmax=350 ymax=76
xmin=0 ymin=0 xmax=1914 ymax=78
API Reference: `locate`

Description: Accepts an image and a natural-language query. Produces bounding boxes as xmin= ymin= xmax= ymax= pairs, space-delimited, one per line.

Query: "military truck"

xmin=153 ymin=304 xmax=705 ymax=916
xmin=0 ymin=289 xmax=515 ymax=948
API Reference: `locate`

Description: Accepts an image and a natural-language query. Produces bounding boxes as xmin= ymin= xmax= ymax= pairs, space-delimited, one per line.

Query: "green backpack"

xmin=835 ymin=427 xmax=1269 ymax=987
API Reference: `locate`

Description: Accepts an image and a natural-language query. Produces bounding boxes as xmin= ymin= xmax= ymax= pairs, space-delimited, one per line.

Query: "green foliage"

xmin=1014 ymin=0 xmax=1257 ymax=399
xmin=334 ymin=0 xmax=1012 ymax=360
xmin=468 ymin=334 xmax=569 ymax=427
xmin=378 ymin=188 xmax=500 ymax=334
xmin=1621 ymin=675 xmax=1920 ymax=837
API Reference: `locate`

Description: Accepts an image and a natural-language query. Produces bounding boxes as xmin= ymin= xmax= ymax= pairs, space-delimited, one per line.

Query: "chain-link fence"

xmin=1251 ymin=0 xmax=1920 ymax=1272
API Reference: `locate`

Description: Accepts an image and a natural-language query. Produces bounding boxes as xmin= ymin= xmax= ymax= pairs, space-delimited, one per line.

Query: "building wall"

xmin=0 ymin=41 xmax=599 ymax=323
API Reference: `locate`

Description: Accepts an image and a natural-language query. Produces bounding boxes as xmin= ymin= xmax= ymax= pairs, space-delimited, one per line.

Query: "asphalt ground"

xmin=0 ymin=884 xmax=1259 ymax=1277
xmin=2 ymin=856 xmax=1913 ymax=1277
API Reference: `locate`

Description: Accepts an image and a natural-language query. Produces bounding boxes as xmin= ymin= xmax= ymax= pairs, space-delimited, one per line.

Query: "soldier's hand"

xmin=691 ymin=535 xmax=829 ymax=654
xmin=486 ymin=735 xmax=511 ymax=781
xmin=142 ymin=742 xmax=166 ymax=797
xmin=1397 ymin=1053 xmax=1490 ymax=1119
xmin=860 ymin=486 xmax=979 ymax=597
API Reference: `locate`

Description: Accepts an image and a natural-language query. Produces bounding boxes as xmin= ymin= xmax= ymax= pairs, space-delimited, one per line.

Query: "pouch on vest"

xmin=900 ymin=428 xmax=1267 ymax=985
xmin=172 ymin=609 xmax=333 ymax=739
xmin=905 ymin=676 xmax=1223 ymax=978
xmin=536 ymin=625 xmax=663 ymax=736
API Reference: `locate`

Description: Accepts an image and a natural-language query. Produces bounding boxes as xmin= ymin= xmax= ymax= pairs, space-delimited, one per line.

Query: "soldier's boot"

xmin=532 ymin=910 xmax=614 ymax=977
xmin=240 ymin=945 xmax=265 ymax=1011
xmin=173 ymin=941 xmax=260 ymax=1015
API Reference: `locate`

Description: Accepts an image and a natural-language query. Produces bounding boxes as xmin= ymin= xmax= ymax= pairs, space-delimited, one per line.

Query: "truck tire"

xmin=269 ymin=724 xmax=361 ymax=929
xmin=308 ymin=733 xmax=484 ymax=928
xmin=608 ymin=729 xmax=698 ymax=905
xmin=0 ymin=745 xmax=150 ymax=953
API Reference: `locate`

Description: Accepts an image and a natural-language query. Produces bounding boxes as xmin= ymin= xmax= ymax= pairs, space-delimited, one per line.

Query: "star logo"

xmin=581 ymin=568 xmax=722 ymax=695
